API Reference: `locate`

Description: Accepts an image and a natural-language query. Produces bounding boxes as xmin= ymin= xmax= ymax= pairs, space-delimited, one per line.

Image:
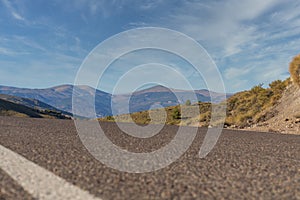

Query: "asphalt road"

xmin=0 ymin=116 xmax=299 ymax=200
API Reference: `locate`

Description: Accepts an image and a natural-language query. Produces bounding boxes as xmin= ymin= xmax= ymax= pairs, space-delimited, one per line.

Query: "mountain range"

xmin=0 ymin=84 xmax=230 ymax=118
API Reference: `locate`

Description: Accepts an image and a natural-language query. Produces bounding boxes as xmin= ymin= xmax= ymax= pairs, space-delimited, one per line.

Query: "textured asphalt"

xmin=0 ymin=116 xmax=299 ymax=200
xmin=0 ymin=168 xmax=34 ymax=200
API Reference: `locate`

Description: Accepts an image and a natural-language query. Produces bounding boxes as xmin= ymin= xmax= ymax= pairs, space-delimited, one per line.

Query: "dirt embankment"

xmin=249 ymin=84 xmax=300 ymax=135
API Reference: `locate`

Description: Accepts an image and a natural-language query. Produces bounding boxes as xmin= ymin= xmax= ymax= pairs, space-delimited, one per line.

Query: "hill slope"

xmin=250 ymin=84 xmax=300 ymax=134
xmin=0 ymin=98 xmax=70 ymax=119
xmin=225 ymin=79 xmax=289 ymax=127
xmin=0 ymin=94 xmax=72 ymax=117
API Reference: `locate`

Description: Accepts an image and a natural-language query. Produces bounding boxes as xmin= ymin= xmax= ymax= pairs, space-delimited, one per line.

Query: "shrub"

xmin=185 ymin=99 xmax=191 ymax=106
xmin=105 ymin=116 xmax=115 ymax=121
xmin=172 ymin=107 xmax=181 ymax=119
xmin=225 ymin=79 xmax=289 ymax=127
xmin=289 ymin=54 xmax=300 ymax=87
xmin=269 ymin=80 xmax=287 ymax=105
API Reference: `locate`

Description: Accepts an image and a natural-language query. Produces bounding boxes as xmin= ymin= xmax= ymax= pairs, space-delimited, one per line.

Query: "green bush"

xmin=172 ymin=107 xmax=181 ymax=119
xmin=105 ymin=116 xmax=115 ymax=121
xmin=185 ymin=99 xmax=191 ymax=106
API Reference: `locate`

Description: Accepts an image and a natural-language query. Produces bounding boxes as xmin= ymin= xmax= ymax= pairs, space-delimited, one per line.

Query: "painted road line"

xmin=0 ymin=145 xmax=102 ymax=200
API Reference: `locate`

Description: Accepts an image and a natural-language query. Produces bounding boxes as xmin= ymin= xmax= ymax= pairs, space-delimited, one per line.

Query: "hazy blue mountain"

xmin=0 ymin=84 xmax=230 ymax=118
xmin=0 ymin=85 xmax=112 ymax=117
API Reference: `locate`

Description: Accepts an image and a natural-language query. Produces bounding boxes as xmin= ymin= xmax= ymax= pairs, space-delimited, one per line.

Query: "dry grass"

xmin=100 ymin=79 xmax=288 ymax=128
xmin=226 ymin=79 xmax=288 ymax=127
xmin=100 ymin=103 xmax=212 ymax=126
xmin=289 ymin=54 xmax=300 ymax=87
xmin=0 ymin=110 xmax=29 ymax=117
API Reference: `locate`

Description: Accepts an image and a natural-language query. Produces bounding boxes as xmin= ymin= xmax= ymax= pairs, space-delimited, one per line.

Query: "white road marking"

xmin=0 ymin=145 xmax=102 ymax=200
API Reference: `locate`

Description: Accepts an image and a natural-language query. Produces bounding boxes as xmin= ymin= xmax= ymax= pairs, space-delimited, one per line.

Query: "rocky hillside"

xmin=248 ymin=54 xmax=300 ymax=134
xmin=249 ymin=84 xmax=300 ymax=134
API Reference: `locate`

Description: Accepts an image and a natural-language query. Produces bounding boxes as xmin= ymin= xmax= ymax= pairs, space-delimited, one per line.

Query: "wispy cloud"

xmin=138 ymin=0 xmax=164 ymax=10
xmin=13 ymin=36 xmax=47 ymax=52
xmin=139 ymin=0 xmax=300 ymax=91
xmin=1 ymin=0 xmax=300 ymax=92
xmin=160 ymin=0 xmax=280 ymax=57
xmin=1 ymin=0 xmax=25 ymax=21
xmin=11 ymin=11 xmax=24 ymax=21
xmin=0 ymin=52 xmax=80 ymax=88
xmin=0 ymin=47 xmax=29 ymax=56
xmin=62 ymin=0 xmax=125 ymax=17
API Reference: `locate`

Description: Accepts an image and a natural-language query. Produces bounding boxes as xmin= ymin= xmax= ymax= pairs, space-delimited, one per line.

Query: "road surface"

xmin=0 ymin=116 xmax=299 ymax=199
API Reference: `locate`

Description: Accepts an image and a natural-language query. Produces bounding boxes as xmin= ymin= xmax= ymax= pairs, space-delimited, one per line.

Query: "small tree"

xmin=172 ymin=107 xmax=181 ymax=119
xmin=269 ymin=80 xmax=287 ymax=105
xmin=250 ymin=83 xmax=265 ymax=94
xmin=185 ymin=99 xmax=191 ymax=106
xmin=105 ymin=116 xmax=115 ymax=121
xmin=289 ymin=54 xmax=300 ymax=87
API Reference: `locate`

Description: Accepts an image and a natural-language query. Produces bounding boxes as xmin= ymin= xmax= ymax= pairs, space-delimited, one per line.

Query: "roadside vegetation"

xmin=100 ymin=54 xmax=300 ymax=129
xmin=99 ymin=79 xmax=289 ymax=128
xmin=289 ymin=54 xmax=300 ymax=87
xmin=99 ymin=102 xmax=212 ymax=126
xmin=225 ymin=79 xmax=289 ymax=127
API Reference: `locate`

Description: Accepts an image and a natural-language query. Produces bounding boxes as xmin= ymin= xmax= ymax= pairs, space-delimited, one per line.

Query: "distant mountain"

xmin=112 ymin=85 xmax=229 ymax=114
xmin=0 ymin=98 xmax=70 ymax=119
xmin=0 ymin=85 xmax=112 ymax=118
xmin=0 ymin=84 xmax=230 ymax=118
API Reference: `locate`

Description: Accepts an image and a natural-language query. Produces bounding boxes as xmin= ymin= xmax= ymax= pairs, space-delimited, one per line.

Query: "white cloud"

xmin=1 ymin=0 xmax=300 ymax=92
xmin=13 ymin=36 xmax=47 ymax=52
xmin=0 ymin=47 xmax=29 ymax=56
xmin=64 ymin=0 xmax=126 ymax=17
xmin=75 ymin=28 xmax=227 ymax=93
xmin=0 ymin=53 xmax=80 ymax=88
xmin=143 ymin=0 xmax=300 ymax=92
xmin=138 ymin=0 xmax=164 ymax=10
xmin=1 ymin=0 xmax=25 ymax=21
xmin=0 ymin=47 xmax=17 ymax=56
xmin=11 ymin=11 xmax=25 ymax=21
xmin=164 ymin=0 xmax=280 ymax=58
xmin=224 ymin=66 xmax=253 ymax=80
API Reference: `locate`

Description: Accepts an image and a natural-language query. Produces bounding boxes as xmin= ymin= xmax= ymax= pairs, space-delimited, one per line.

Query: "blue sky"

xmin=0 ymin=0 xmax=300 ymax=93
